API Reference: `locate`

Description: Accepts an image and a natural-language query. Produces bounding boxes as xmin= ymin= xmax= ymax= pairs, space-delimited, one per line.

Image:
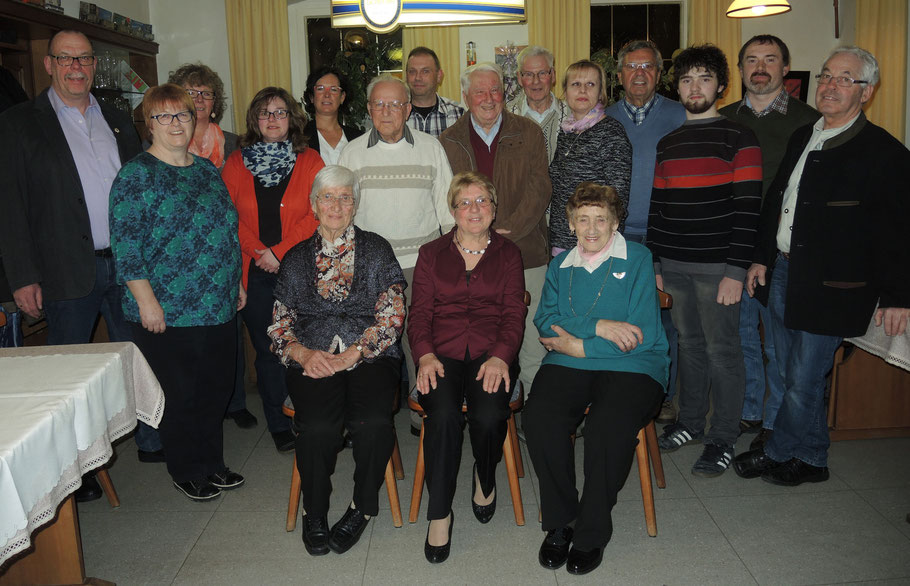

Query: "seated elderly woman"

xmin=408 ymin=171 xmax=527 ymax=564
xmin=524 ymin=182 xmax=668 ymax=576
xmin=267 ymin=165 xmax=406 ymax=557
xmin=110 ymin=83 xmax=246 ymax=501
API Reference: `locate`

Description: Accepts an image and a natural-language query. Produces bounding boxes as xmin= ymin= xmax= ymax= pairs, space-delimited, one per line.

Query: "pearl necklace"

xmin=455 ymin=232 xmax=491 ymax=255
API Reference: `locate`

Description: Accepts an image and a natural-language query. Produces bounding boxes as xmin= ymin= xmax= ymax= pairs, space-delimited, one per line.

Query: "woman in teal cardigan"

xmin=524 ymin=182 xmax=669 ymax=576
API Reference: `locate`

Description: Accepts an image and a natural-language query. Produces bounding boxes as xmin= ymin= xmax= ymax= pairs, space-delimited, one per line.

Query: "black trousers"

xmin=524 ymin=365 xmax=663 ymax=550
xmin=131 ymin=321 xmax=234 ymax=484
xmin=417 ymin=353 xmax=513 ymax=521
xmin=287 ymin=357 xmax=399 ymax=517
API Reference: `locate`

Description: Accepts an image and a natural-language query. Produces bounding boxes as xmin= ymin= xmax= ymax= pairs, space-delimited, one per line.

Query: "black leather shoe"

xmin=424 ymin=511 xmax=454 ymax=564
xmin=343 ymin=431 xmax=354 ymax=449
xmin=137 ymin=449 xmax=166 ymax=463
xmin=733 ymin=449 xmax=782 ymax=479
xmin=539 ymin=526 xmax=573 ymax=569
xmin=226 ymin=408 xmax=258 ymax=429
xmin=761 ymin=458 xmax=829 ymax=486
xmin=302 ymin=514 xmax=330 ymax=556
xmin=566 ymin=545 xmax=603 ymax=575
xmin=272 ymin=430 xmax=296 ymax=453
xmin=410 ymin=425 xmax=421 ymax=437
xmin=74 ymin=473 xmax=103 ymax=502
xmin=750 ymin=428 xmax=772 ymax=451
xmin=173 ymin=480 xmax=221 ymax=501
xmin=328 ymin=506 xmax=370 ymax=554
xmin=207 ymin=468 xmax=245 ymax=490
xmin=471 ymin=464 xmax=496 ymax=524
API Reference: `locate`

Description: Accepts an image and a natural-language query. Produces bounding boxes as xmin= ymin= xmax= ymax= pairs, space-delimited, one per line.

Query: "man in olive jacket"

xmin=440 ymin=62 xmax=552 ymax=396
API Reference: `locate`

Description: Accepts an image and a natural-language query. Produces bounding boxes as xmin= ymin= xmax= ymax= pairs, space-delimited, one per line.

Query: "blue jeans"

xmin=662 ymin=268 xmax=745 ymax=445
xmin=764 ymin=255 xmax=842 ymax=467
xmin=739 ymin=292 xmax=785 ymax=425
xmin=240 ymin=267 xmax=290 ymax=434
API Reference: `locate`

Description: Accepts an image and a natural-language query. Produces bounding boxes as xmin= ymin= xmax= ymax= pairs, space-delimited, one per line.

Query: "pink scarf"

xmin=190 ymin=122 xmax=226 ymax=169
xmin=560 ymin=102 xmax=606 ymax=134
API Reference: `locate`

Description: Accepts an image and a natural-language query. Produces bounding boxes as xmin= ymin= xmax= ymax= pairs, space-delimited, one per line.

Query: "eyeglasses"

xmin=454 ymin=196 xmax=493 ymax=210
xmin=186 ymin=89 xmax=216 ymax=100
xmin=316 ymin=193 xmax=356 ymax=206
xmin=622 ymin=62 xmax=657 ymax=72
xmin=48 ymin=54 xmax=95 ymax=66
xmin=369 ymin=100 xmax=406 ymax=112
xmin=314 ymin=85 xmax=343 ymax=94
xmin=519 ymin=70 xmax=552 ymax=81
xmin=257 ymin=109 xmax=290 ymax=120
xmin=151 ymin=111 xmax=194 ymax=125
xmin=815 ymin=73 xmax=868 ymax=87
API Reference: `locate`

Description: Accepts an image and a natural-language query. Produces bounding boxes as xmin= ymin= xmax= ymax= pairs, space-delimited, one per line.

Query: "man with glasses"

xmin=719 ymin=35 xmax=820 ymax=451
xmin=339 ymin=75 xmax=453 ymax=424
xmin=405 ymin=46 xmax=464 ymax=137
xmin=0 ymin=30 xmax=141 ymax=501
xmin=505 ymin=45 xmax=567 ymax=162
xmin=605 ymin=40 xmax=686 ymax=426
xmin=734 ymin=46 xmax=909 ymax=486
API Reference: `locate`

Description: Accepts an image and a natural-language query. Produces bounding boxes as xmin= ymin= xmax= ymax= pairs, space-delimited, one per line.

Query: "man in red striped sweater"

xmin=647 ymin=45 xmax=763 ymax=477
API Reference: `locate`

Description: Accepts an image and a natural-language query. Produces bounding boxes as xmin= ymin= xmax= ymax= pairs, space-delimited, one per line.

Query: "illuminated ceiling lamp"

xmin=726 ymin=0 xmax=791 ymax=18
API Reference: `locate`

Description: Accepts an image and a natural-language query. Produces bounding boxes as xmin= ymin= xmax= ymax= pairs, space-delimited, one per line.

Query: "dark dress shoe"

xmin=343 ymin=431 xmax=354 ymax=449
xmin=272 ymin=430 xmax=296 ymax=452
xmin=539 ymin=526 xmax=573 ymax=569
xmin=424 ymin=511 xmax=454 ymax=564
xmin=302 ymin=514 xmax=330 ymax=556
xmin=173 ymin=480 xmax=221 ymax=501
xmin=138 ymin=448 xmax=166 ymax=463
xmin=761 ymin=458 xmax=829 ymax=486
xmin=328 ymin=506 xmax=370 ymax=554
xmin=226 ymin=408 xmax=258 ymax=429
xmin=566 ymin=545 xmax=603 ymax=575
xmin=750 ymin=428 xmax=772 ymax=451
xmin=74 ymin=473 xmax=103 ymax=502
xmin=410 ymin=424 xmax=421 ymax=437
xmin=733 ymin=449 xmax=782 ymax=479
xmin=207 ymin=468 xmax=245 ymax=490
xmin=471 ymin=464 xmax=496 ymax=524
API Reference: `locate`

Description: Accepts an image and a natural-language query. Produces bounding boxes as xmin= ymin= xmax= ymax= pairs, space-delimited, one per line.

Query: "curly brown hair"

xmin=167 ymin=63 xmax=227 ymax=124
xmin=239 ymin=87 xmax=309 ymax=153
xmin=566 ymin=182 xmax=626 ymax=226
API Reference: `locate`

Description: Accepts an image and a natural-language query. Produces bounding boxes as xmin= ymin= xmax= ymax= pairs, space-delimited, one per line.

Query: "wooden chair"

xmin=281 ymin=396 xmax=405 ymax=531
xmin=96 ymin=469 xmax=120 ymax=508
xmin=407 ymin=380 xmax=526 ymax=526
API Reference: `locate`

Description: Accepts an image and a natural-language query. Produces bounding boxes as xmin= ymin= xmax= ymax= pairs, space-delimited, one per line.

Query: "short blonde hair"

xmin=562 ymin=60 xmax=609 ymax=107
xmin=447 ymin=171 xmax=498 ymax=210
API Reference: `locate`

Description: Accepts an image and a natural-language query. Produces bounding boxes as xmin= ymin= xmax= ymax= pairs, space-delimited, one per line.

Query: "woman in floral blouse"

xmin=267 ymin=165 xmax=406 ymax=557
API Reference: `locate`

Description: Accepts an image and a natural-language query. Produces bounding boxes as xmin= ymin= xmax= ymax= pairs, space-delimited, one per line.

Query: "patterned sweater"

xmin=647 ymin=117 xmax=762 ymax=280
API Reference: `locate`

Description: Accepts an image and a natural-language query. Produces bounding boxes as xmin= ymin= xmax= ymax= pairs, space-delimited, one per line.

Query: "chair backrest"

xmin=658 ymin=290 xmax=672 ymax=309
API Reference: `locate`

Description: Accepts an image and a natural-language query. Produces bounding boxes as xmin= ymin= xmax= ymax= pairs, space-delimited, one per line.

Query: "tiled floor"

xmin=78 ymin=393 xmax=910 ymax=585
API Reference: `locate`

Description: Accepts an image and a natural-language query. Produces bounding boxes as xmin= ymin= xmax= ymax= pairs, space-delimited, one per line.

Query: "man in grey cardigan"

xmin=505 ymin=45 xmax=567 ymax=163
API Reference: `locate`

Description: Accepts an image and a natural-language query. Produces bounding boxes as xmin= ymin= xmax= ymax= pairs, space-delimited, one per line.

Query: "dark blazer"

xmin=408 ymin=229 xmax=527 ymax=366
xmin=303 ymin=119 xmax=363 ymax=154
xmin=0 ymin=89 xmax=142 ymax=302
xmin=754 ymin=112 xmax=910 ymax=337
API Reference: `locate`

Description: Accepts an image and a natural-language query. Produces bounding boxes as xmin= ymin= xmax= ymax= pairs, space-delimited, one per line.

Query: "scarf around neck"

xmin=241 ymin=140 xmax=296 ymax=187
xmin=190 ymin=121 xmax=226 ymax=169
xmin=561 ymin=102 xmax=606 ymax=134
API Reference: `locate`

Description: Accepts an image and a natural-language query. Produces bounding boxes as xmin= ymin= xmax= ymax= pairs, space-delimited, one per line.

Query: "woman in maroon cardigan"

xmin=408 ymin=171 xmax=527 ymax=564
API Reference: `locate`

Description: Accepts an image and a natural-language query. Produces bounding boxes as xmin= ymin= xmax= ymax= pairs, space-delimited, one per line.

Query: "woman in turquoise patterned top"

xmin=110 ymin=84 xmax=246 ymax=502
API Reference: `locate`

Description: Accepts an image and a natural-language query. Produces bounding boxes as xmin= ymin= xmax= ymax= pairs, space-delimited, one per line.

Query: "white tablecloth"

xmin=0 ymin=342 xmax=164 ymax=567
xmin=846 ymin=312 xmax=910 ymax=373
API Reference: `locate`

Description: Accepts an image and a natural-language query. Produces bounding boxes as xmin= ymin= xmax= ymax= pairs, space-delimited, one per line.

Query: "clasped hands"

xmin=416 ymin=353 xmax=510 ymax=395
xmin=292 ymin=344 xmax=361 ymax=378
xmin=540 ymin=319 xmax=644 ymax=357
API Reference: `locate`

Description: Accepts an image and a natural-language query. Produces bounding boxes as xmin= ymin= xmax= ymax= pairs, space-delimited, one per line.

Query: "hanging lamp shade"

xmin=726 ymin=0 xmax=791 ymax=18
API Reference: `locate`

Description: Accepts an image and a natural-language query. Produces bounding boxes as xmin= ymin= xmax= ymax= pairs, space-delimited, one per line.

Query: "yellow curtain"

xmin=688 ymin=0 xmax=742 ymax=107
xmin=402 ymin=26 xmax=462 ymax=102
xmin=526 ymin=0 xmax=591 ymax=80
xmin=856 ymin=0 xmax=907 ymax=142
xmin=224 ymin=0 xmax=293 ymax=132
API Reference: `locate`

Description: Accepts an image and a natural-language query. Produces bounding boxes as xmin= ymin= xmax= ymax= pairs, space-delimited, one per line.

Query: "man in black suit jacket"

xmin=0 ymin=30 xmax=142 ymax=499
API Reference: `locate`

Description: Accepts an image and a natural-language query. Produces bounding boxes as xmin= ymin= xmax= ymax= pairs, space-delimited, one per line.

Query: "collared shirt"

xmin=516 ymin=92 xmax=559 ymax=125
xmin=622 ymin=94 xmax=658 ymax=126
xmin=776 ymin=112 xmax=862 ymax=252
xmin=560 ymin=232 xmax=628 ymax=273
xmin=316 ymin=129 xmax=348 ymax=166
xmin=470 ymin=113 xmax=503 ymax=147
xmin=366 ymin=124 xmax=415 ymax=148
xmin=406 ymin=94 xmax=465 ymax=137
xmin=48 ymin=87 xmax=121 ymax=249
xmin=738 ymin=88 xmax=790 ymax=118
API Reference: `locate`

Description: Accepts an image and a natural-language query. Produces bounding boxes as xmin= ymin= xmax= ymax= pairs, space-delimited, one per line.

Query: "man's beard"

xmin=684 ymin=93 xmax=718 ymax=114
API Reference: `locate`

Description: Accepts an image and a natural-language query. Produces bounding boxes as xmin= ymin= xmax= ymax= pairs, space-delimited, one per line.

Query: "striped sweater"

xmin=646 ymin=116 xmax=762 ymax=280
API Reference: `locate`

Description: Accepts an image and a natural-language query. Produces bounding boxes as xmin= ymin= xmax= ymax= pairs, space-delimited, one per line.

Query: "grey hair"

xmin=824 ymin=45 xmax=880 ymax=87
xmin=460 ymin=62 xmax=504 ymax=96
xmin=310 ymin=165 xmax=360 ymax=212
xmin=617 ymin=40 xmax=662 ymax=68
xmin=516 ymin=45 xmax=554 ymax=71
xmin=366 ymin=74 xmax=411 ymax=103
